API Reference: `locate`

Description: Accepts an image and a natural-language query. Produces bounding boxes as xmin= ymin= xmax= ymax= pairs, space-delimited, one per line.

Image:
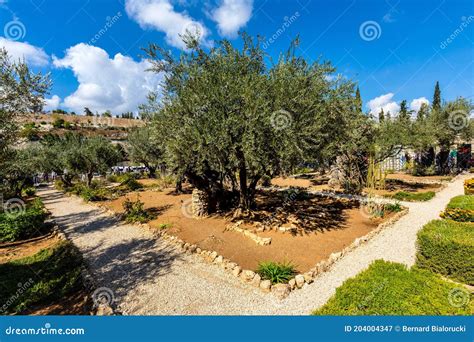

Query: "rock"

xmin=288 ymin=278 xmax=296 ymax=290
xmin=196 ymin=247 xmax=202 ymax=254
xmin=303 ymin=272 xmax=314 ymax=284
xmin=251 ymin=274 xmax=261 ymax=287
xmin=209 ymin=251 xmax=218 ymax=262
xmin=241 ymin=270 xmax=256 ymax=282
xmin=183 ymin=243 xmax=190 ymax=250
xmin=96 ymin=304 xmax=113 ymax=316
xmin=259 ymin=237 xmax=272 ymax=245
xmin=188 ymin=244 xmax=197 ymax=253
xmin=295 ymin=274 xmax=305 ymax=288
xmin=225 ymin=262 xmax=237 ymax=271
xmin=271 ymin=283 xmax=291 ymax=299
xmin=232 ymin=266 xmax=242 ymax=277
xmin=214 ymin=255 xmax=224 ymax=264
xmin=260 ymin=280 xmax=272 ymax=292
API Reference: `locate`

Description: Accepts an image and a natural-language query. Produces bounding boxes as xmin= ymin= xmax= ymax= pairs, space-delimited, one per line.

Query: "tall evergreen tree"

xmin=378 ymin=108 xmax=385 ymax=122
xmin=355 ymin=87 xmax=362 ymax=114
xmin=398 ymin=100 xmax=411 ymax=123
xmin=432 ymin=81 xmax=441 ymax=112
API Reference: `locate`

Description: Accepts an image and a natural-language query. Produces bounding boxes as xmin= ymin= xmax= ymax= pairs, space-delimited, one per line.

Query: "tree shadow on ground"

xmin=253 ymin=189 xmax=355 ymax=234
xmin=385 ymin=179 xmax=440 ymax=192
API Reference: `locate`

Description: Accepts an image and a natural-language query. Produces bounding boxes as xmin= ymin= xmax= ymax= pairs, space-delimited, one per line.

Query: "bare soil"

xmin=103 ymin=189 xmax=392 ymax=273
xmin=370 ymin=179 xmax=442 ymax=197
xmin=23 ymin=291 xmax=93 ymax=315
xmin=386 ymin=173 xmax=452 ymax=183
xmin=0 ymin=234 xmax=60 ymax=263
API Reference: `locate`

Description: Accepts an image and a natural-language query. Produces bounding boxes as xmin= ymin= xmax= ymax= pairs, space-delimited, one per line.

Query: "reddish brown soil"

xmin=371 ymin=179 xmax=442 ymax=197
xmin=271 ymin=176 xmax=330 ymax=191
xmin=0 ymin=235 xmax=60 ymax=263
xmin=103 ymin=189 xmax=392 ymax=273
xmin=23 ymin=291 xmax=93 ymax=315
xmin=386 ymin=173 xmax=452 ymax=182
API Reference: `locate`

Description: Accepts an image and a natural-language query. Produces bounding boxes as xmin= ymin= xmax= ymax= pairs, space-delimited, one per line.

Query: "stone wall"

xmin=192 ymin=189 xmax=209 ymax=218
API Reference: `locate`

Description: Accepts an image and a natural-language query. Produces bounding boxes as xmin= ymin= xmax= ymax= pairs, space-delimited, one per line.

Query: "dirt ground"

xmin=370 ymin=179 xmax=442 ymax=197
xmin=103 ymin=189 xmax=392 ymax=273
xmin=0 ymin=234 xmax=60 ymax=263
xmin=271 ymin=175 xmax=330 ymax=191
xmin=386 ymin=173 xmax=452 ymax=183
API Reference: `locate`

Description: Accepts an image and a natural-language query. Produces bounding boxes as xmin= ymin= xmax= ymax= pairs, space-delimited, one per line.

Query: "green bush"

xmin=22 ymin=187 xmax=36 ymax=197
xmin=416 ymin=219 xmax=474 ymax=285
xmin=440 ymin=195 xmax=474 ymax=222
xmin=122 ymin=197 xmax=152 ymax=223
xmin=464 ymin=178 xmax=474 ymax=195
xmin=256 ymin=261 xmax=296 ymax=284
xmin=0 ymin=241 xmax=84 ymax=314
xmin=120 ymin=174 xmax=143 ymax=191
xmin=391 ymin=191 xmax=435 ymax=202
xmin=313 ymin=260 xmax=473 ymax=315
xmin=0 ymin=199 xmax=48 ymax=243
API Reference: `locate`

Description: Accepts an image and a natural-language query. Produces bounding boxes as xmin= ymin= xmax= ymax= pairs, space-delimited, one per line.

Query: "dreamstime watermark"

xmin=88 ymin=11 xmax=122 ymax=45
xmin=448 ymin=288 xmax=470 ymax=308
xmin=5 ymin=323 xmax=85 ymax=336
xmin=262 ymin=12 xmax=301 ymax=50
xmin=0 ymin=278 xmax=34 ymax=314
xmin=0 ymin=194 xmax=26 ymax=218
xmin=358 ymin=279 xmax=388 ymax=310
xmin=440 ymin=15 xmax=474 ymax=49
xmin=359 ymin=20 xmax=382 ymax=41
xmin=91 ymin=287 xmax=116 ymax=308
xmin=181 ymin=198 xmax=194 ymax=218
xmin=270 ymin=109 xmax=293 ymax=130
xmin=448 ymin=109 xmax=472 ymax=131
xmin=4 ymin=20 xmax=26 ymax=41
xmin=92 ymin=114 xmax=116 ymax=128
xmin=181 ymin=21 xmax=205 ymax=41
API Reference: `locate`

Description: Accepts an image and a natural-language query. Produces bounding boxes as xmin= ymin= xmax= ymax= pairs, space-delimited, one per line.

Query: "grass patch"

xmin=313 ymin=260 xmax=473 ymax=315
xmin=416 ymin=219 xmax=474 ymax=285
xmin=441 ymin=195 xmax=474 ymax=222
xmin=391 ymin=191 xmax=435 ymax=202
xmin=158 ymin=223 xmax=172 ymax=230
xmin=446 ymin=195 xmax=474 ymax=211
xmin=0 ymin=240 xmax=84 ymax=314
xmin=256 ymin=261 xmax=296 ymax=284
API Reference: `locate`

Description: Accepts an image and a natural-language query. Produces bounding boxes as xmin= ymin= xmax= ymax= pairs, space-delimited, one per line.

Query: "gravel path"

xmin=38 ymin=174 xmax=468 ymax=315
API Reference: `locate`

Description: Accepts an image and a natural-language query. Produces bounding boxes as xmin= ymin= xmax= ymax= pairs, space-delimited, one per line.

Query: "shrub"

xmin=464 ymin=178 xmax=474 ymax=195
xmin=0 ymin=241 xmax=84 ymax=314
xmin=122 ymin=197 xmax=152 ymax=223
xmin=391 ymin=191 xmax=435 ymax=202
xmin=158 ymin=223 xmax=172 ymax=230
xmin=79 ymin=187 xmax=109 ymax=202
xmin=384 ymin=202 xmax=402 ymax=213
xmin=416 ymin=219 xmax=474 ymax=285
xmin=120 ymin=174 xmax=143 ymax=191
xmin=107 ymin=174 xmax=119 ymax=183
xmin=0 ymin=199 xmax=48 ymax=242
xmin=22 ymin=187 xmax=36 ymax=197
xmin=257 ymin=261 xmax=296 ymax=284
xmin=440 ymin=195 xmax=474 ymax=222
xmin=313 ymin=260 xmax=473 ymax=315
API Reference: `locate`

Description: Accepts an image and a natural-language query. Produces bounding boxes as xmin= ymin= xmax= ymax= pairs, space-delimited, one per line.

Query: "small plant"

xmin=22 ymin=187 xmax=36 ymax=197
xmin=257 ymin=261 xmax=296 ymax=284
xmin=391 ymin=191 xmax=435 ymax=202
xmin=384 ymin=202 xmax=402 ymax=213
xmin=122 ymin=197 xmax=152 ymax=223
xmin=158 ymin=223 xmax=172 ymax=230
xmin=120 ymin=173 xmax=143 ymax=191
xmin=464 ymin=178 xmax=474 ymax=195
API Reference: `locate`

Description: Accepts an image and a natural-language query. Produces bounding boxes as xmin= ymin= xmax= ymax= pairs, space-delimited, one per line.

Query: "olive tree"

xmin=127 ymin=126 xmax=164 ymax=178
xmin=145 ymin=35 xmax=360 ymax=211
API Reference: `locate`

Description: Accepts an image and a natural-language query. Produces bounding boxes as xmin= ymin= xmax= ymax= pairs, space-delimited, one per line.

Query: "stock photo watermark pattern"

xmin=359 ymin=21 xmax=382 ymax=41
xmin=3 ymin=20 xmax=26 ymax=41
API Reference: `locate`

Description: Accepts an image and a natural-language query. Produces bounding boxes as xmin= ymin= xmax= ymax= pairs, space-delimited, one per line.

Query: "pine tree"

xmin=378 ymin=108 xmax=385 ymax=122
xmin=432 ymin=81 xmax=441 ymax=112
xmin=416 ymin=103 xmax=429 ymax=121
xmin=355 ymin=87 xmax=362 ymax=114
xmin=398 ymin=100 xmax=411 ymax=123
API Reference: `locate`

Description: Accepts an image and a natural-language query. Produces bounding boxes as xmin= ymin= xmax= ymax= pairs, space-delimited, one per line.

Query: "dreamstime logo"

xmin=181 ymin=198 xmax=194 ymax=218
xmin=182 ymin=21 xmax=204 ymax=40
xmin=270 ymin=109 xmax=293 ymax=130
xmin=0 ymin=278 xmax=34 ymax=314
xmin=88 ymin=11 xmax=122 ymax=45
xmin=0 ymin=195 xmax=26 ymax=218
xmin=448 ymin=288 xmax=470 ymax=308
xmin=359 ymin=21 xmax=381 ymax=41
xmin=440 ymin=15 xmax=474 ymax=49
xmin=448 ymin=110 xmax=471 ymax=131
xmin=4 ymin=20 xmax=26 ymax=41
xmin=92 ymin=114 xmax=116 ymax=128
xmin=262 ymin=12 xmax=301 ymax=50
xmin=92 ymin=287 xmax=115 ymax=307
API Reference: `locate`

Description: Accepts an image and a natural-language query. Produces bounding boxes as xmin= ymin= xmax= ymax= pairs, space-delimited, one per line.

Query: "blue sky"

xmin=0 ymin=0 xmax=472 ymax=115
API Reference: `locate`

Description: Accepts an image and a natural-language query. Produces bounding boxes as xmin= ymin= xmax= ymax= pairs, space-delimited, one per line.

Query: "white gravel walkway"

xmin=37 ymin=174 xmax=469 ymax=315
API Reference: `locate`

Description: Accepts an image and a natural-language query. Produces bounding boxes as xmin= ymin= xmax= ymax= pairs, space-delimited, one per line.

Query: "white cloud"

xmin=53 ymin=43 xmax=162 ymax=114
xmin=125 ymin=0 xmax=209 ymax=49
xmin=367 ymin=93 xmax=400 ymax=115
xmin=211 ymin=0 xmax=253 ymax=38
xmin=410 ymin=97 xmax=429 ymax=113
xmin=44 ymin=95 xmax=61 ymax=111
xmin=0 ymin=37 xmax=49 ymax=66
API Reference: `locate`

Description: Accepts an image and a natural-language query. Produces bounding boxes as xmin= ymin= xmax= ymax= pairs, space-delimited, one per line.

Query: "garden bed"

xmin=313 ymin=260 xmax=473 ymax=315
xmin=101 ymin=188 xmax=401 ymax=274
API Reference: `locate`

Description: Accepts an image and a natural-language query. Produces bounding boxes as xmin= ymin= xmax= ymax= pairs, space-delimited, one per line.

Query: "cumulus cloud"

xmin=125 ymin=0 xmax=209 ymax=49
xmin=0 ymin=37 xmax=49 ymax=66
xmin=44 ymin=95 xmax=61 ymax=111
xmin=211 ymin=0 xmax=253 ymax=38
xmin=410 ymin=97 xmax=430 ymax=113
xmin=53 ymin=43 xmax=162 ymax=114
xmin=367 ymin=93 xmax=400 ymax=115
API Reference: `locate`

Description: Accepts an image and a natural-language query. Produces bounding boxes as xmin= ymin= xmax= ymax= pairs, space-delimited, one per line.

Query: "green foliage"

xmin=0 ymin=199 xmax=48 ymax=242
xmin=0 ymin=241 xmax=84 ymax=314
xmin=145 ymin=34 xmax=366 ymax=209
xmin=52 ymin=116 xmax=65 ymax=128
xmin=440 ymin=195 xmax=474 ymax=222
xmin=22 ymin=187 xmax=36 ymax=197
xmin=20 ymin=122 xmax=40 ymax=141
xmin=256 ymin=261 xmax=296 ymax=284
xmin=127 ymin=126 xmax=164 ymax=178
xmin=158 ymin=223 xmax=172 ymax=230
xmin=122 ymin=197 xmax=152 ymax=223
xmin=384 ymin=202 xmax=402 ymax=213
xmin=416 ymin=219 xmax=474 ymax=285
xmin=313 ymin=260 xmax=473 ymax=315
xmin=391 ymin=191 xmax=435 ymax=202
xmin=120 ymin=173 xmax=143 ymax=191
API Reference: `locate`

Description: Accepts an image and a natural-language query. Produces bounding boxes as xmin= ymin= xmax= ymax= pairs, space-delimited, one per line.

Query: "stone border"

xmin=96 ymin=199 xmax=408 ymax=300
